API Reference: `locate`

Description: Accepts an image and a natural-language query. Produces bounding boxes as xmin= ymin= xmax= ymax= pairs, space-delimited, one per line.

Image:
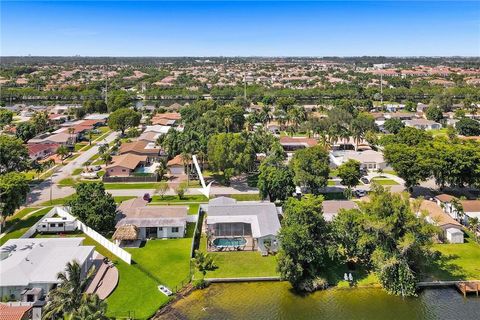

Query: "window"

xmin=50 ymin=223 xmax=56 ymax=227
xmin=122 ymin=169 xmax=126 ymax=172
xmin=172 ymin=227 xmax=179 ymax=233
xmin=58 ymin=223 xmax=64 ymax=227
xmin=158 ymin=227 xmax=163 ymax=231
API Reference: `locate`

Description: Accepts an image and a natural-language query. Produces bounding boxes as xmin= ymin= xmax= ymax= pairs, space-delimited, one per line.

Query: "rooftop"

xmin=206 ymin=197 xmax=281 ymax=238
xmin=0 ymin=238 xmax=94 ymax=287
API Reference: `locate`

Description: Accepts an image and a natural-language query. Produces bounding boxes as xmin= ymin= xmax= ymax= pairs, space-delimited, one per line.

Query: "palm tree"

xmin=101 ymin=152 xmax=112 ymax=166
xmin=180 ymin=152 xmax=191 ymax=186
xmin=67 ymin=127 xmax=76 ymax=145
xmin=42 ymin=260 xmax=96 ymax=319
xmin=98 ymin=143 xmax=108 ymax=155
xmin=468 ymin=217 xmax=479 ymax=242
xmin=70 ymin=294 xmax=109 ymax=320
xmin=191 ymin=250 xmax=217 ymax=278
xmin=223 ymin=116 xmax=233 ymax=133
xmin=451 ymin=198 xmax=465 ymax=223
xmin=56 ymin=145 xmax=70 ymax=164
xmin=155 ymin=159 xmax=167 ymax=180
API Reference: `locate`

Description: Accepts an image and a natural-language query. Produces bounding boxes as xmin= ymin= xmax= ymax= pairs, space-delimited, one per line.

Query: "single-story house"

xmin=419 ymin=200 xmax=464 ymax=243
xmin=404 ymin=119 xmax=442 ymax=130
xmin=384 ymin=112 xmax=415 ymax=121
xmin=36 ymin=215 xmax=77 ymax=233
xmin=462 ymin=200 xmax=480 ymax=222
xmin=435 ymin=194 xmax=480 ymax=223
xmin=144 ymin=125 xmax=171 ymax=135
xmin=119 ymin=140 xmax=164 ymax=161
xmin=114 ymin=198 xmax=187 ymax=245
xmin=27 ymin=143 xmax=59 ymax=160
xmin=105 ymin=154 xmax=148 ymax=177
xmin=0 ymin=238 xmax=94 ymax=301
xmin=167 ymin=155 xmax=185 ymax=175
xmin=28 ymin=132 xmax=72 ymax=145
xmin=330 ymin=149 xmax=386 ymax=171
xmin=322 ymin=200 xmax=359 ymax=222
xmin=84 ymin=113 xmax=109 ymax=122
xmin=138 ymin=131 xmax=161 ymax=143
xmin=279 ymin=136 xmax=317 ymax=152
xmin=205 ymin=197 xmax=281 ymax=254
xmin=151 ymin=112 xmax=181 ymax=126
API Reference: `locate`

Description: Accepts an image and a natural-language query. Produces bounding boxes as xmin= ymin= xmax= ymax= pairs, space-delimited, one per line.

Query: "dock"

xmin=455 ymin=281 xmax=480 ymax=297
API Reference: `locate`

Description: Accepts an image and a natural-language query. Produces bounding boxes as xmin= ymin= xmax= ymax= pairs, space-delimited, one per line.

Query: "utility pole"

xmin=380 ymin=72 xmax=383 ymax=107
xmin=105 ymin=65 xmax=109 ymax=107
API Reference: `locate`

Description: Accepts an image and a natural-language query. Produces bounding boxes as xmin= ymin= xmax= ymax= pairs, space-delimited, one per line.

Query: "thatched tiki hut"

xmin=112 ymin=224 xmax=139 ymax=246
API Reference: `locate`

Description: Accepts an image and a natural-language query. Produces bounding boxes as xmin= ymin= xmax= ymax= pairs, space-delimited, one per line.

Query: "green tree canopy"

xmin=337 ymin=159 xmax=361 ymax=190
xmin=0 ymin=172 xmax=30 ymax=223
xmin=277 ymin=195 xmax=329 ymax=289
xmin=257 ymin=158 xmax=295 ymax=202
xmin=67 ymin=182 xmax=117 ymax=235
xmin=455 ymin=117 xmax=480 ymax=136
xmin=384 ymin=118 xmax=405 ymax=134
xmin=290 ymin=145 xmax=330 ymax=194
xmin=0 ymin=134 xmax=31 ymax=174
xmin=108 ymin=107 xmax=141 ymax=135
xmin=15 ymin=121 xmax=37 ymax=142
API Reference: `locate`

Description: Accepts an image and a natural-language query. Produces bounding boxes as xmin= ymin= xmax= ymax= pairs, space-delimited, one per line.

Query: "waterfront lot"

xmin=425 ymin=233 xmax=480 ymax=281
xmin=198 ymin=236 xmax=278 ymax=278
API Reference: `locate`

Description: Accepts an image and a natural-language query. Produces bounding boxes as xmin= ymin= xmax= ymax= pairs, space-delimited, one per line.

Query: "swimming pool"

xmin=213 ymin=237 xmax=247 ymax=248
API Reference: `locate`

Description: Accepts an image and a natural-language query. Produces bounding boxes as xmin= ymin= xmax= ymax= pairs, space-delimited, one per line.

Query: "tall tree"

xmin=66 ymin=182 xmax=117 ymax=235
xmin=0 ymin=172 xmax=30 ymax=231
xmin=337 ymin=159 xmax=361 ymax=193
xmin=15 ymin=121 xmax=37 ymax=142
xmin=0 ymin=134 xmax=31 ymax=174
xmin=290 ymin=145 xmax=330 ymax=194
xmin=277 ymin=195 xmax=329 ymax=290
xmin=257 ymin=158 xmax=295 ymax=202
xmin=108 ymin=108 xmax=141 ymax=135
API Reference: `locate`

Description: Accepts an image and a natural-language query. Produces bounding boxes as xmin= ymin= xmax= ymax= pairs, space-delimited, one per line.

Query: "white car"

xmin=81 ymin=172 xmax=98 ymax=179
xmin=355 ymin=189 xmax=367 ymax=198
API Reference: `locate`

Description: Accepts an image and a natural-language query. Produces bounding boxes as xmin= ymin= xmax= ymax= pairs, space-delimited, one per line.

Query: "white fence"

xmin=24 ymin=206 xmax=132 ymax=264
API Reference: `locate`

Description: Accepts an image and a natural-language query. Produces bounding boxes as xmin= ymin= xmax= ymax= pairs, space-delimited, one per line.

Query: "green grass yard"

xmin=425 ymin=233 xmax=480 ymax=281
xmin=371 ymin=178 xmax=399 ymax=185
xmin=0 ymin=207 xmax=52 ymax=246
xmin=198 ymin=236 xmax=278 ymax=278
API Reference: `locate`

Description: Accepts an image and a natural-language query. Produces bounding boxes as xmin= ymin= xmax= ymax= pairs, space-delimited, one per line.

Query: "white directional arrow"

xmin=192 ymin=155 xmax=212 ymax=198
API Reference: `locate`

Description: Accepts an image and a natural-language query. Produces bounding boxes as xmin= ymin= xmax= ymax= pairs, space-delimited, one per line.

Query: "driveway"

xmin=27 ymin=131 xmax=119 ymax=206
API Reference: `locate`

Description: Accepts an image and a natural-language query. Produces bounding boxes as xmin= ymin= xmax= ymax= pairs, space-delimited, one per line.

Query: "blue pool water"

xmin=213 ymin=237 xmax=247 ymax=247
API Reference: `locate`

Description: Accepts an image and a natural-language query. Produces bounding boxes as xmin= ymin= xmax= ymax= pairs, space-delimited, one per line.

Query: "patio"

xmin=85 ymin=253 xmax=119 ymax=300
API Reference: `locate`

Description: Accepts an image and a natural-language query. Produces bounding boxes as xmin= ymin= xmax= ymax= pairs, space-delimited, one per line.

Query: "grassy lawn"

xmin=383 ymin=170 xmax=398 ymax=176
xmin=0 ymin=207 xmax=52 ymax=246
xmin=146 ymin=202 xmax=200 ymax=215
xmin=328 ymin=179 xmax=337 ymax=186
xmin=198 ymin=236 xmax=278 ymax=278
xmin=34 ymin=223 xmax=195 ymax=319
xmin=3 ymin=207 xmax=40 ymax=231
xmin=104 ymin=182 xmax=166 ymax=190
xmin=150 ymin=194 xmax=208 ymax=203
xmin=424 ymin=233 xmax=480 ymax=281
xmin=371 ymin=178 xmax=399 ymax=185
xmin=229 ymin=194 xmax=261 ymax=201
xmin=58 ymin=177 xmax=77 ymax=187
xmin=72 ymin=168 xmax=83 ymax=175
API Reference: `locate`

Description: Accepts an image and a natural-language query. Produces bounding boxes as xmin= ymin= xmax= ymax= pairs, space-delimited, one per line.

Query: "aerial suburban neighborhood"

xmin=1 ymin=1 xmax=480 ymax=320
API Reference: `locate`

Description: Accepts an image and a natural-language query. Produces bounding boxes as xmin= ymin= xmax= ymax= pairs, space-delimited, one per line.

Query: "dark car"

xmin=360 ymin=177 xmax=370 ymax=184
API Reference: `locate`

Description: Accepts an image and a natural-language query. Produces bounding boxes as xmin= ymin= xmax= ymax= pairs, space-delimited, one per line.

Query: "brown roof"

xmin=167 ymin=154 xmax=185 ymax=167
xmin=107 ymin=154 xmax=147 ymax=170
xmin=27 ymin=143 xmax=58 ymax=155
xmin=0 ymin=304 xmax=32 ymax=320
xmin=279 ymin=136 xmax=317 ymax=147
xmin=119 ymin=140 xmax=161 ymax=155
xmin=461 ymin=200 xmax=480 ymax=213
xmin=153 ymin=112 xmax=181 ymax=120
xmin=435 ymin=194 xmax=455 ymax=203
xmin=79 ymin=119 xmax=105 ymax=126
xmin=118 ymin=197 xmax=149 ymax=216
xmin=151 ymin=118 xmax=175 ymax=126
xmin=112 ymin=224 xmax=139 ymax=241
xmin=420 ymin=200 xmax=462 ymax=228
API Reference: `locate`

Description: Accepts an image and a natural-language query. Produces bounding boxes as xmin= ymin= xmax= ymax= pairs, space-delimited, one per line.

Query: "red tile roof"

xmin=27 ymin=143 xmax=59 ymax=155
xmin=0 ymin=304 xmax=32 ymax=320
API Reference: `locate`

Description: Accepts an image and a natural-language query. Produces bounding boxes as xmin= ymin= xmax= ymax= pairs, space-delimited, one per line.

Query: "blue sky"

xmin=1 ymin=1 xmax=479 ymax=56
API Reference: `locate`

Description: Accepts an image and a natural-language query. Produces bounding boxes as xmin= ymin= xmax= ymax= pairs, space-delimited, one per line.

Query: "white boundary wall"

xmin=24 ymin=206 xmax=132 ymax=264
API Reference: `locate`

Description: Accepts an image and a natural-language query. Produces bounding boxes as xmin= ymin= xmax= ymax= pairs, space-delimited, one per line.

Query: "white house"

xmin=206 ymin=197 xmax=281 ymax=254
xmin=114 ymin=198 xmax=187 ymax=245
xmin=420 ymin=200 xmax=464 ymax=243
xmin=0 ymin=238 xmax=94 ymax=301
xmin=330 ymin=149 xmax=386 ymax=171
xmin=404 ymin=119 xmax=441 ymax=130
xmin=36 ymin=216 xmax=77 ymax=233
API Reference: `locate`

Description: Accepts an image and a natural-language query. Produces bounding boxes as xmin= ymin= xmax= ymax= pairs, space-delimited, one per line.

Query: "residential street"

xmin=27 ymin=131 xmax=119 ymax=205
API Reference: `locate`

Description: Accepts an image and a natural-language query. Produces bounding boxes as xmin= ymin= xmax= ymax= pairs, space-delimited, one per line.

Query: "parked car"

xmin=360 ymin=177 xmax=370 ymax=184
xmin=81 ymin=172 xmax=98 ymax=179
xmin=354 ymin=189 xmax=367 ymax=198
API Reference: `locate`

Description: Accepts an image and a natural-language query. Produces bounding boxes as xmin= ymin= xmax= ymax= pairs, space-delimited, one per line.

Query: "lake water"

xmin=165 ymin=282 xmax=480 ymax=320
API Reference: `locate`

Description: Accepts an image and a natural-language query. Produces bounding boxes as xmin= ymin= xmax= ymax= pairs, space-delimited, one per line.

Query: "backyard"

xmin=198 ymin=236 xmax=278 ymax=278
xmin=424 ymin=233 xmax=480 ymax=281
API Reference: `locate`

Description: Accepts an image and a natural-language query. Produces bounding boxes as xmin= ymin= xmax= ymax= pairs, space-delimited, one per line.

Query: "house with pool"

xmin=205 ymin=197 xmax=281 ymax=255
